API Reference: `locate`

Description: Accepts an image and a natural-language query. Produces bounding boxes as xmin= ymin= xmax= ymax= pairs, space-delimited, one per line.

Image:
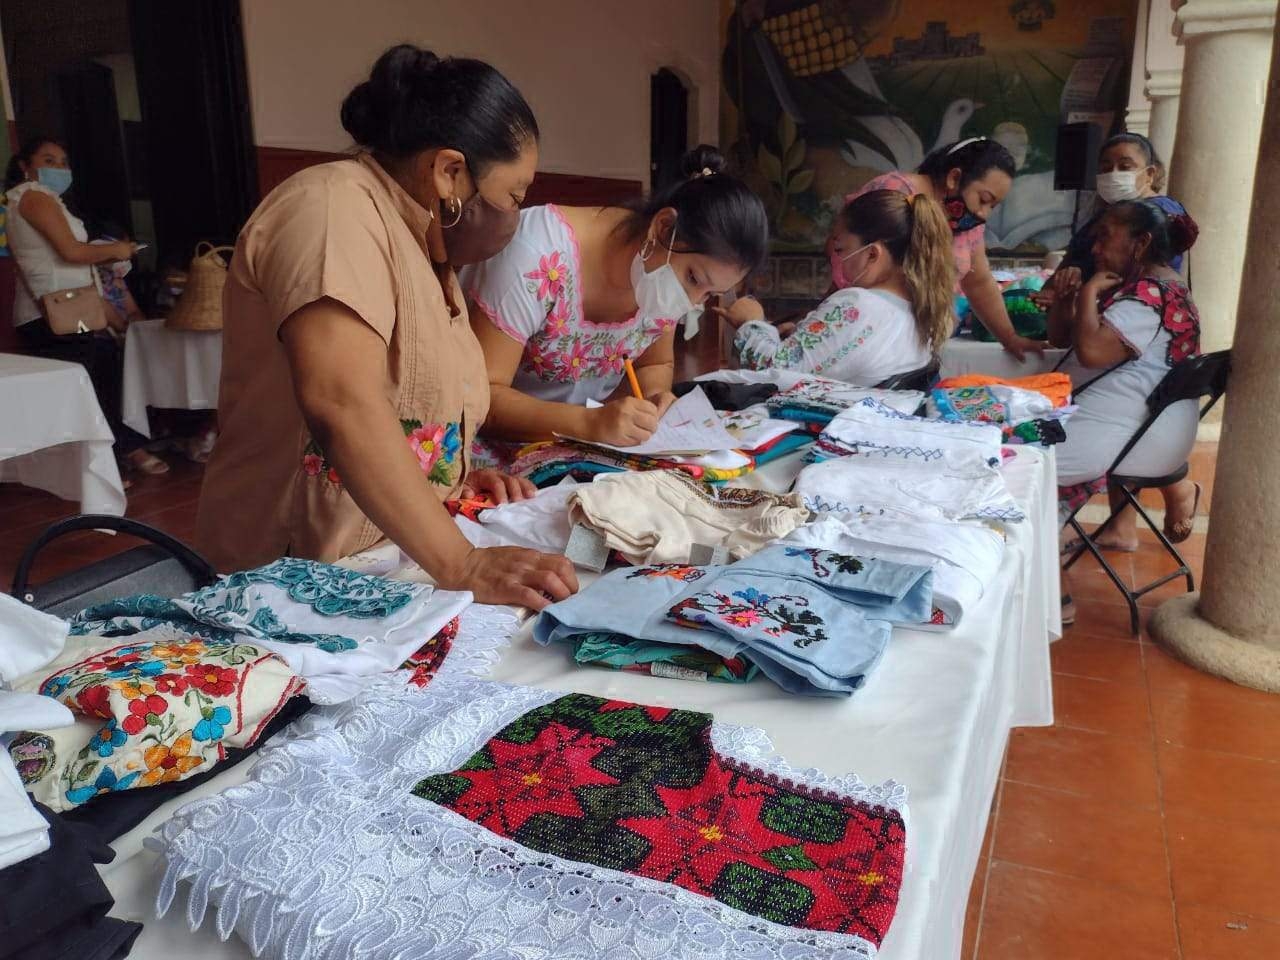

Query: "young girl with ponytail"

xmin=718 ymin=188 xmax=956 ymax=386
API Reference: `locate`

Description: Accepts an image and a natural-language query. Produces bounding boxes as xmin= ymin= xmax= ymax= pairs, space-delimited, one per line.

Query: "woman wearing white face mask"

xmin=1044 ymin=133 xmax=1187 ymax=303
xmin=462 ymin=145 xmax=767 ymax=452
xmin=716 ymin=190 xmax=955 ymax=386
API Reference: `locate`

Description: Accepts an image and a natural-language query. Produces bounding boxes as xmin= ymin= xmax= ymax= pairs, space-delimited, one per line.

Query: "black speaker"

xmin=1054 ymin=122 xmax=1103 ymax=191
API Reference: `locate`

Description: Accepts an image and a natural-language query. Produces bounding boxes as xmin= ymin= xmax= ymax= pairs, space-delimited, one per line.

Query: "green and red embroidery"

xmin=670 ymin=587 xmax=829 ymax=647
xmin=304 ymin=419 xmax=462 ymax=487
xmin=412 ymin=694 xmax=904 ymax=941
xmin=399 ymin=616 xmax=459 ymax=688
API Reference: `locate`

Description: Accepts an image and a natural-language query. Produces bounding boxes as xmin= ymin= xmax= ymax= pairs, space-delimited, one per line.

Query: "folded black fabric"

xmin=673 ymin=380 xmax=779 ymax=411
xmin=0 ymin=803 xmax=142 ymax=960
xmin=63 ymin=694 xmax=313 ymax=843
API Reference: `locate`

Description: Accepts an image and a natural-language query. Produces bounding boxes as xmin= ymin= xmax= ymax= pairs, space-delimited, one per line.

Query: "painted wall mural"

xmin=720 ymin=0 xmax=1137 ymax=255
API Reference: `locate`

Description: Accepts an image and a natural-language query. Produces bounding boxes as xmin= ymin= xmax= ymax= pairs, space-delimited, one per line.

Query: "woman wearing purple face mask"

xmin=835 ymin=138 xmax=1046 ymax=362
xmin=197 ymin=45 xmax=580 ymax=614
xmin=716 ymin=190 xmax=955 ymax=386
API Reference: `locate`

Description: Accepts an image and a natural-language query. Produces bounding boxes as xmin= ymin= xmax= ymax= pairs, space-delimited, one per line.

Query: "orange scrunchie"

xmin=935 ymin=372 xmax=1073 ymax=408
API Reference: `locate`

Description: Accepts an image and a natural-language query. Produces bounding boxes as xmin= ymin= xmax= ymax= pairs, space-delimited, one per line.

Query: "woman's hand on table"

xmin=1000 ymin=334 xmax=1050 ymax=363
xmin=586 ymin=396 xmax=660 ymax=446
xmin=708 ymin=296 xmax=766 ymax=329
xmin=443 ymin=545 xmax=579 ymax=611
xmin=459 ymin=468 xmax=535 ymax=505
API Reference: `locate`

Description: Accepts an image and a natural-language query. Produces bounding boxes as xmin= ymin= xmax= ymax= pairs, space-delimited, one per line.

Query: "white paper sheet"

xmin=560 ymin=387 xmax=740 ymax=456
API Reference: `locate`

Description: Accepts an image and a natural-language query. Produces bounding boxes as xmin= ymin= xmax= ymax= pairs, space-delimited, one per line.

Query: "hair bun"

xmin=1168 ymin=212 xmax=1200 ymax=255
xmin=341 ymin=44 xmax=441 ymax=151
xmin=680 ymin=144 xmax=728 ymax=180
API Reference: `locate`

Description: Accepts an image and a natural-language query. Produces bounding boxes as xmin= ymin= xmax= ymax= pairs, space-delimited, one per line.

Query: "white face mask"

xmin=631 ymin=218 xmax=694 ymax=324
xmin=1096 ymin=170 xmax=1143 ymax=204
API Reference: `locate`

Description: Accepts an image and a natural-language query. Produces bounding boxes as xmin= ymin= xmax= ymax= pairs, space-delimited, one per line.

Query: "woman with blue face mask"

xmin=460 ymin=145 xmax=768 ymax=457
xmin=3 ymin=137 xmax=166 ymax=477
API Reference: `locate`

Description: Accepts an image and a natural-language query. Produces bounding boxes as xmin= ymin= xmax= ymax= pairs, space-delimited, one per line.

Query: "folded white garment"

xmin=0 ymin=750 xmax=50 ymax=869
xmin=782 ymin=514 xmax=1005 ymax=628
xmin=0 ymin=594 xmax=69 ymax=682
xmin=795 ymin=455 xmax=1025 ymax=524
xmin=0 ymin=689 xmax=75 ymax=734
xmin=477 ymin=480 xmax=579 ymax=553
xmin=816 ymin=397 xmax=1003 ymax=466
xmin=0 ymin=689 xmax=75 ymax=870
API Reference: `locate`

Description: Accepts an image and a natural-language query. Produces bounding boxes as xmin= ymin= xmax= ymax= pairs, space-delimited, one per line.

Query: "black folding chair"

xmin=11 ymin=515 xmax=219 ymax=616
xmin=1062 ymin=350 xmax=1230 ymax=634
xmin=876 ymin=360 xmax=940 ymax=393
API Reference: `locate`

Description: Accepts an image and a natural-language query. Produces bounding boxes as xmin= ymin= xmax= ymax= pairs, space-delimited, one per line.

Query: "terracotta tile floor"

xmin=966 ymin=532 xmax=1280 ymax=960
xmin=3 ymin=331 xmax=1275 ymax=957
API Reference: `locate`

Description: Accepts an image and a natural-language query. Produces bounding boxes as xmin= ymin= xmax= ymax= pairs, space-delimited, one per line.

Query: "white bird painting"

xmin=841 ymin=98 xmax=979 ymax=173
xmin=838 ymin=55 xmax=979 ymax=172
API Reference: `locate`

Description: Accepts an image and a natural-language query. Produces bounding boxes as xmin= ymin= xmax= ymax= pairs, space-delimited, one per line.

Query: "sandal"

xmin=1164 ymin=482 xmax=1202 ymax=544
xmin=1061 ymin=593 xmax=1076 ymax=627
xmin=124 ymin=449 xmax=170 ymax=476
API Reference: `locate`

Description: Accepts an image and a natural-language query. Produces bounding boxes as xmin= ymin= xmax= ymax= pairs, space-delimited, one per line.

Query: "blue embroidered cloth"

xmin=534 ymin=547 xmax=932 ymax=697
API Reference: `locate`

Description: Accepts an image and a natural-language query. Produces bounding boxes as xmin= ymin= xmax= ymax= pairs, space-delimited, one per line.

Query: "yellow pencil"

xmin=623 ymin=355 xmax=644 ymax=400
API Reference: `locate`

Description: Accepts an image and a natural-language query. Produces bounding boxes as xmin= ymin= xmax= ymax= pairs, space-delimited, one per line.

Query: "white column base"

xmin=1150 ymin=595 xmax=1280 ymax=694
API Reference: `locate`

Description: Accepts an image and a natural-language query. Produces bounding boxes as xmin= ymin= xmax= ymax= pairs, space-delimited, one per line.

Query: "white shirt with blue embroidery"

xmin=734 ymin=287 xmax=930 ymax=386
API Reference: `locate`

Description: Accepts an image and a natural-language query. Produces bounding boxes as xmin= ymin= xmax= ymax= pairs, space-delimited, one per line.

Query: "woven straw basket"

xmin=166 ymin=241 xmax=233 ymax=331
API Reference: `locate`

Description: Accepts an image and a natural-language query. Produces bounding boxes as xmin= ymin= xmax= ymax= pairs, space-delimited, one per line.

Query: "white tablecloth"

xmin=0 ymin=353 xmax=126 ymax=514
xmin=121 ymin=320 xmax=222 ymax=438
xmin=939 ymin=337 xmax=1068 ymax=380
xmin=104 ymin=446 xmax=1058 ymax=960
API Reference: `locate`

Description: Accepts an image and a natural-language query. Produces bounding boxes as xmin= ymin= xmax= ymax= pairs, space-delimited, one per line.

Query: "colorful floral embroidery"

xmin=36 ymin=637 xmax=296 ymax=808
xmin=413 ymin=694 xmax=905 ymax=940
xmin=626 ymin=564 xmax=708 ymax=584
xmin=399 ymin=616 xmax=459 ymax=688
xmin=304 ymin=419 xmax=462 ymax=487
xmin=9 ymin=733 xmax=56 ymax=785
xmin=516 ymin=242 xmax=675 ymax=385
xmin=670 ymin=587 xmax=829 ymax=648
xmin=1102 ymin=278 xmax=1200 ymax=366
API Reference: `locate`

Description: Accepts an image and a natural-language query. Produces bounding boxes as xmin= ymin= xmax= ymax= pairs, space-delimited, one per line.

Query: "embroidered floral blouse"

xmin=459 ymin=205 xmax=679 ymax=406
xmin=735 ymin=288 xmax=930 ymax=386
xmin=197 ymin=154 xmax=489 ymax=571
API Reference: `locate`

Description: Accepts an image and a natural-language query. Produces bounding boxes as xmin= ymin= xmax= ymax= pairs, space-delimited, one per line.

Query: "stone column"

xmin=1127 ymin=0 xmax=1154 ymax=135
xmin=1145 ymin=0 xmax=1187 ymax=171
xmin=1150 ymin=12 xmax=1280 ymax=693
xmin=1145 ymin=69 xmax=1183 ymax=172
xmin=1167 ymin=0 xmax=1276 ymax=352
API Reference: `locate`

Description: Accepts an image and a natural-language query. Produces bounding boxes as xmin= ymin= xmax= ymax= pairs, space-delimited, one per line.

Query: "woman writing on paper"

xmin=460 ymin=145 xmax=768 ymax=457
xmin=197 ymin=45 xmax=577 ymax=610
xmin=716 ymin=189 xmax=956 ymax=385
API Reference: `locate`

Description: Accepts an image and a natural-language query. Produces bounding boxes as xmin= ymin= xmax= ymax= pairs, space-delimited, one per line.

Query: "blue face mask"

xmin=36 ymin=166 xmax=73 ymax=196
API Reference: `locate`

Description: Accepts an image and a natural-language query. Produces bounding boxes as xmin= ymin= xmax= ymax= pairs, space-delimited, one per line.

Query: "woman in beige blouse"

xmin=197 ymin=45 xmax=577 ymax=609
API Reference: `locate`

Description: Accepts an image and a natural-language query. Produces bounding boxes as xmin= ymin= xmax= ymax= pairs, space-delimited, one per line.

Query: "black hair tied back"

xmin=620 ymin=144 xmax=768 ymax=274
xmin=340 ymin=44 xmax=538 ymax=177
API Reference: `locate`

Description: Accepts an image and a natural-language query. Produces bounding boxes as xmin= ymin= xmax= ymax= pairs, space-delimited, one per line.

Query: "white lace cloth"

xmin=150 ymin=676 xmax=907 ymax=960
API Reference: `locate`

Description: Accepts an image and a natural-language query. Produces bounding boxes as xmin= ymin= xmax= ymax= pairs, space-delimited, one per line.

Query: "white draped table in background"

xmin=105 ymin=444 xmax=1059 ymax=960
xmin=939 ymin=337 xmax=1068 ymax=380
xmin=121 ymin=320 xmax=222 ymax=438
xmin=0 ymin=353 xmax=126 ymax=515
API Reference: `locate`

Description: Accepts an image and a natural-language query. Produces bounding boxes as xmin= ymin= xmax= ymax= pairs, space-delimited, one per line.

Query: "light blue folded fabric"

xmin=533 ymin=546 xmax=932 ymax=698
xmin=663 ymin=545 xmax=932 ymax=696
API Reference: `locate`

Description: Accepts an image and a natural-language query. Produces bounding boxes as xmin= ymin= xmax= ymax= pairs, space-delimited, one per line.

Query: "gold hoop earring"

xmin=639 ymin=237 xmax=657 ymax=260
xmin=442 ymin=195 xmax=463 ymax=229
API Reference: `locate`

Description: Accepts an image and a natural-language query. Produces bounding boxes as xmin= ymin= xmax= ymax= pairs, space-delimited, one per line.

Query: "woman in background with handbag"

xmin=4 ymin=136 xmax=169 ymax=477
